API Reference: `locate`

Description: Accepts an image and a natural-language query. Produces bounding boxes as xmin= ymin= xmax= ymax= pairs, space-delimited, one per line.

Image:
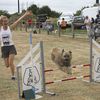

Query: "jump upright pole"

xmin=89 ymin=29 xmax=93 ymax=82
xmin=40 ymin=41 xmax=46 ymax=93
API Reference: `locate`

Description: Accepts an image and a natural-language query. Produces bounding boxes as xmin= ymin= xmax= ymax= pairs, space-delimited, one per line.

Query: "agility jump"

xmin=16 ymin=30 xmax=100 ymax=99
xmin=16 ymin=42 xmax=94 ymax=99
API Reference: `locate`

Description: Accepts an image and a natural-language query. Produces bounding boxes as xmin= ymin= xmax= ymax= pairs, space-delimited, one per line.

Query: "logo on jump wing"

xmin=94 ymin=57 xmax=100 ymax=73
xmin=23 ymin=66 xmax=40 ymax=87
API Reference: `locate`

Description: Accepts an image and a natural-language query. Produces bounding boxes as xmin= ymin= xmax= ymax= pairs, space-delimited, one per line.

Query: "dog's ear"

xmin=69 ymin=51 xmax=72 ymax=54
xmin=69 ymin=51 xmax=72 ymax=59
xmin=62 ymin=49 xmax=64 ymax=55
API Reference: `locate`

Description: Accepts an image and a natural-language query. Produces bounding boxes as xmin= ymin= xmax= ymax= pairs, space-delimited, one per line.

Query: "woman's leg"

xmin=9 ymin=54 xmax=16 ymax=76
xmin=4 ymin=58 xmax=9 ymax=68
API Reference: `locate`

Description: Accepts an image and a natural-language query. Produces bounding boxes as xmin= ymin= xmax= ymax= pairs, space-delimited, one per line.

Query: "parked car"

xmin=72 ymin=16 xmax=85 ymax=29
xmin=57 ymin=15 xmax=73 ymax=27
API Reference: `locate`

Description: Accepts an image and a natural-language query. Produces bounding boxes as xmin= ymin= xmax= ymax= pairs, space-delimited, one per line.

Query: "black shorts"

xmin=1 ymin=45 xmax=17 ymax=58
xmin=60 ymin=26 xmax=67 ymax=29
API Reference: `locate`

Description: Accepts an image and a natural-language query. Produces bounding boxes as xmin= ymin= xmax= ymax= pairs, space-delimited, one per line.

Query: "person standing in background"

xmin=84 ymin=16 xmax=91 ymax=38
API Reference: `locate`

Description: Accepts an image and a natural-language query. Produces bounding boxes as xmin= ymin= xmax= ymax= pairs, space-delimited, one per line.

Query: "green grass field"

xmin=0 ymin=29 xmax=100 ymax=100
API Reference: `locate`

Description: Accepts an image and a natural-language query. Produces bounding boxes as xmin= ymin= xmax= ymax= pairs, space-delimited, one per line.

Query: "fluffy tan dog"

xmin=51 ymin=48 xmax=72 ymax=74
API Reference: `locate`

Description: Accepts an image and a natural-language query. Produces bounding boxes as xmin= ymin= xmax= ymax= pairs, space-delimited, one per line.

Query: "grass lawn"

xmin=0 ymin=29 xmax=100 ymax=100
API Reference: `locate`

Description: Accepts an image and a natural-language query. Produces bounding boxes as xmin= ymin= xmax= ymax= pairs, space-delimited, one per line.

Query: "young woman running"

xmin=0 ymin=11 xmax=32 ymax=80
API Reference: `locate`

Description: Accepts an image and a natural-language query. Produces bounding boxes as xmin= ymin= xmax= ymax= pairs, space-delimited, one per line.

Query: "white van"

xmin=81 ymin=6 xmax=99 ymax=19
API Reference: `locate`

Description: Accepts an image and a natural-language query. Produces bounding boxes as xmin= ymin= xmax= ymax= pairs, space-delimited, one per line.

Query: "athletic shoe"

xmin=11 ymin=76 xmax=16 ymax=80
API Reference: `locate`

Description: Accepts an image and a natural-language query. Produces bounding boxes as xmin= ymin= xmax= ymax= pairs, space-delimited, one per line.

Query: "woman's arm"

xmin=10 ymin=11 xmax=32 ymax=30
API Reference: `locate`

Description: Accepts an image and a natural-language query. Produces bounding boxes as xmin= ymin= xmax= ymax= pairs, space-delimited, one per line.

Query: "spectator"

xmin=95 ymin=14 xmax=100 ymax=24
xmin=91 ymin=17 xmax=95 ymax=28
xmin=21 ymin=20 xmax=26 ymax=31
xmin=27 ymin=19 xmax=32 ymax=29
xmin=84 ymin=16 xmax=91 ymax=37
xmin=60 ymin=18 xmax=67 ymax=29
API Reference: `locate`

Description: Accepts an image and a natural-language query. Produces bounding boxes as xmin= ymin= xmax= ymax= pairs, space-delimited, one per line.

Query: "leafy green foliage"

xmin=28 ymin=4 xmax=39 ymax=15
xmin=0 ymin=10 xmax=10 ymax=18
xmin=38 ymin=6 xmax=51 ymax=16
xmin=27 ymin=4 xmax=60 ymax=18
xmin=74 ymin=6 xmax=89 ymax=16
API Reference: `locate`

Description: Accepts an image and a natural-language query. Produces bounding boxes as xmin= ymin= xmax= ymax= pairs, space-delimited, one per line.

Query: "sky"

xmin=0 ymin=0 xmax=96 ymax=14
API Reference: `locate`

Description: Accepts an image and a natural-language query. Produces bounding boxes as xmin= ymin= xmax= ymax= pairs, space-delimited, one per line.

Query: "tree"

xmin=27 ymin=4 xmax=60 ymax=18
xmin=38 ymin=6 xmax=51 ymax=16
xmin=74 ymin=10 xmax=81 ymax=16
xmin=28 ymin=4 xmax=39 ymax=15
xmin=74 ymin=6 xmax=89 ymax=16
xmin=38 ymin=6 xmax=61 ymax=17
xmin=0 ymin=10 xmax=10 ymax=18
xmin=51 ymin=10 xmax=61 ymax=18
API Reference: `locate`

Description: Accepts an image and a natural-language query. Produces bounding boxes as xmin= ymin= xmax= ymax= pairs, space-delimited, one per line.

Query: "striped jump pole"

xmin=72 ymin=64 xmax=90 ymax=68
xmin=45 ymin=64 xmax=90 ymax=73
xmin=46 ymin=75 xmax=90 ymax=85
